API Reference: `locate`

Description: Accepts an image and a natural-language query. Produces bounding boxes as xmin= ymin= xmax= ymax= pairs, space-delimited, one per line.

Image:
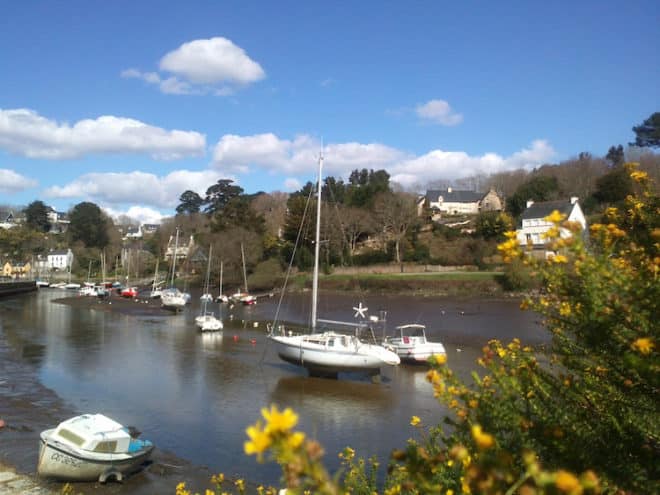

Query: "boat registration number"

xmin=50 ymin=451 xmax=81 ymax=468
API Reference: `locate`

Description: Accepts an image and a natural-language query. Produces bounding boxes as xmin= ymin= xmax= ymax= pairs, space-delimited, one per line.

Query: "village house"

xmin=124 ymin=226 xmax=143 ymax=240
xmin=47 ymin=249 xmax=74 ymax=271
xmin=0 ymin=209 xmax=20 ymax=229
xmin=425 ymin=188 xmax=503 ymax=220
xmin=47 ymin=206 xmax=70 ymax=233
xmin=516 ymin=197 xmax=587 ymax=256
xmin=141 ymin=224 xmax=159 ymax=235
xmin=2 ymin=260 xmax=32 ymax=279
xmin=165 ymin=234 xmax=195 ymax=262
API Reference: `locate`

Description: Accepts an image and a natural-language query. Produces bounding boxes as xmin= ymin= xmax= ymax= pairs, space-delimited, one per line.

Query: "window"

xmin=57 ymin=428 xmax=85 ymax=446
xmin=94 ymin=441 xmax=118 ymax=453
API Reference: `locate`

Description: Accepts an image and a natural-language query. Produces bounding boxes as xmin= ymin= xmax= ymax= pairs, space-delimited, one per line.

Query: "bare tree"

xmin=373 ymin=191 xmax=419 ymax=264
xmin=251 ymin=191 xmax=288 ymax=238
xmin=337 ymin=205 xmax=373 ymax=256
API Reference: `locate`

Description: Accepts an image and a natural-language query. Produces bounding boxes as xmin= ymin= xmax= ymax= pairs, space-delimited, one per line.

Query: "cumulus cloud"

xmin=123 ymin=37 xmax=265 ymax=96
xmin=0 ymin=168 xmax=38 ymax=193
xmin=44 ymin=170 xmax=222 ymax=209
xmin=102 ymin=205 xmax=166 ymax=225
xmin=416 ymin=99 xmax=463 ymax=126
xmin=212 ymin=133 xmax=406 ymax=176
xmin=283 ymin=178 xmax=302 ymax=191
xmin=212 ymin=132 xmax=555 ymax=189
xmin=0 ymin=108 xmax=205 ymax=160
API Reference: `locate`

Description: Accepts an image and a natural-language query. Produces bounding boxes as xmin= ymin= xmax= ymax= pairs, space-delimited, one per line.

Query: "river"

xmin=0 ymin=288 xmax=545 ymax=492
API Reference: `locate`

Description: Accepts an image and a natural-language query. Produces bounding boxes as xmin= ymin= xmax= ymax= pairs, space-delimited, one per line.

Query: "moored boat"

xmin=37 ymin=413 xmax=153 ymax=482
xmin=383 ymin=324 xmax=446 ymax=364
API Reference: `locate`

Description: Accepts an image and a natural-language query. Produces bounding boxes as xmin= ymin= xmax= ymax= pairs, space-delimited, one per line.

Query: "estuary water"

xmin=0 ymin=288 xmax=544 ymax=490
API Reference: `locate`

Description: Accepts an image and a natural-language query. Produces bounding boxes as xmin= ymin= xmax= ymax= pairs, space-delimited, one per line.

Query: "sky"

xmin=1 ymin=1 xmax=658 ymax=224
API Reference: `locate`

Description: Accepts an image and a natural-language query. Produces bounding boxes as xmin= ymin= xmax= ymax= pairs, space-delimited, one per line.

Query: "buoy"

xmin=233 ymin=335 xmax=239 ymax=341
xmin=250 ymin=338 xmax=256 ymax=345
xmin=0 ymin=418 xmax=6 ymax=429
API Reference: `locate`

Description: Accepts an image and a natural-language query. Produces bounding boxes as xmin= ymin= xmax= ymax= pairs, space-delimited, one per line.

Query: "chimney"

xmin=526 ymin=199 xmax=534 ymax=208
xmin=570 ymin=196 xmax=579 ymax=205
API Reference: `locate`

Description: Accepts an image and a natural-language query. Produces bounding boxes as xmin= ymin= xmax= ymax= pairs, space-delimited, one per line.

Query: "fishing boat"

xmin=37 ymin=413 xmax=153 ymax=482
xmin=383 ymin=324 xmax=446 ymax=364
xmin=195 ymin=246 xmax=222 ymax=332
xmin=268 ymin=153 xmax=401 ymax=378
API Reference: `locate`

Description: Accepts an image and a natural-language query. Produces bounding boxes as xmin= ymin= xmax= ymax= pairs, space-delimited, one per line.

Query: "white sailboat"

xmin=149 ymin=256 xmax=163 ymax=299
xmin=268 ymin=153 xmax=401 ymax=378
xmin=195 ymin=246 xmax=223 ymax=332
xmin=229 ymin=243 xmax=256 ymax=305
xmin=215 ymin=260 xmax=229 ymax=303
xmin=161 ymin=228 xmax=187 ymax=312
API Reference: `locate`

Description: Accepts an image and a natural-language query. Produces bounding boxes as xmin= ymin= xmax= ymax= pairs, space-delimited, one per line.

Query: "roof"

xmin=426 ymin=189 xmax=484 ymax=203
xmin=521 ymin=199 xmax=576 ymax=220
xmin=49 ymin=249 xmax=71 ymax=256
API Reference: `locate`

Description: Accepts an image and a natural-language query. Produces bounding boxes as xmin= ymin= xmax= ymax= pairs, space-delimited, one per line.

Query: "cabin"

xmin=516 ymin=197 xmax=587 ymax=257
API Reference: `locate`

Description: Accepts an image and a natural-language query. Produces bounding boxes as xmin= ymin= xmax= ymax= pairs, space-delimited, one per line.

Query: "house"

xmin=141 ymin=224 xmax=159 ymax=235
xmin=47 ymin=249 xmax=74 ymax=271
xmin=47 ymin=207 xmax=70 ymax=233
xmin=2 ymin=261 xmax=32 ymax=279
xmin=165 ymin=234 xmax=194 ymax=261
xmin=124 ymin=226 xmax=143 ymax=239
xmin=425 ymin=188 xmax=503 ymax=219
xmin=0 ymin=209 xmax=18 ymax=229
xmin=516 ymin=197 xmax=587 ymax=255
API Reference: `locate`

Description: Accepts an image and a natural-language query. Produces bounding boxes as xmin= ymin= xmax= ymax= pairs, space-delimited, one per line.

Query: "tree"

xmin=339 ymin=205 xmax=374 ymax=256
xmin=373 ymin=191 xmax=419 ymax=263
xmin=210 ymin=196 xmax=265 ymax=234
xmin=176 ymin=190 xmax=204 ymax=215
xmin=506 ymin=175 xmax=560 ymax=217
xmin=68 ymin=202 xmax=109 ymax=248
xmin=24 ymin=200 xmax=50 ymax=232
xmin=204 ymin=179 xmax=243 ymax=215
xmin=605 ymin=144 xmax=624 ymax=167
xmin=592 ymin=165 xmax=633 ymax=205
xmin=474 ymin=211 xmax=513 ymax=240
xmin=630 ymin=111 xmax=660 ymax=148
xmin=346 ymin=169 xmax=391 ymax=208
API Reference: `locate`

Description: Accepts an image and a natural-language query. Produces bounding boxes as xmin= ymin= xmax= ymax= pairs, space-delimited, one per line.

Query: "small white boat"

xmin=37 ymin=413 xmax=153 ymax=482
xmin=195 ymin=313 xmax=223 ymax=331
xmin=161 ymin=288 xmax=187 ymax=312
xmin=36 ymin=280 xmax=50 ymax=288
xmin=64 ymin=283 xmax=81 ymax=290
xmin=383 ymin=324 xmax=446 ymax=364
xmin=200 ymin=293 xmax=213 ymax=302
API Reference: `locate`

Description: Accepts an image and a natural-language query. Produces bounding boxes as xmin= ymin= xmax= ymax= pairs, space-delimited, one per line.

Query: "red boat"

xmin=121 ymin=287 xmax=138 ymax=298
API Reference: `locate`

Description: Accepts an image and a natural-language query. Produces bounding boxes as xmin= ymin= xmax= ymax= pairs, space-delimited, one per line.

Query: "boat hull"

xmin=269 ymin=333 xmax=400 ymax=375
xmin=37 ymin=432 xmax=153 ymax=482
xmin=391 ymin=343 xmax=446 ymax=363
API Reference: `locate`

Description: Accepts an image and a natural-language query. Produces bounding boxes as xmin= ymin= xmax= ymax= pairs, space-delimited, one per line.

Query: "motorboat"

xmin=161 ymin=288 xmax=187 ymax=312
xmin=383 ymin=324 xmax=446 ymax=364
xmin=36 ymin=279 xmax=50 ymax=288
xmin=37 ymin=413 xmax=153 ymax=482
xmin=268 ymin=153 xmax=400 ymax=378
xmin=120 ymin=287 xmax=138 ymax=298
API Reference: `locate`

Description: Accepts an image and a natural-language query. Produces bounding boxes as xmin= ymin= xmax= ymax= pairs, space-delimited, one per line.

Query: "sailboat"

xmin=229 ymin=243 xmax=256 ymax=305
xmin=195 ymin=246 xmax=223 ymax=332
xmin=215 ymin=260 xmax=229 ymax=303
xmin=161 ymin=228 xmax=187 ymax=312
xmin=267 ymin=153 xmax=401 ymax=378
xmin=64 ymin=258 xmax=80 ymax=290
xmin=149 ymin=256 xmax=163 ymax=299
xmin=120 ymin=250 xmax=138 ymax=298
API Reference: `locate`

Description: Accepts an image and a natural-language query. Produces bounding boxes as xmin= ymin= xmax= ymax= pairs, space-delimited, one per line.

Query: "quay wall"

xmin=0 ymin=281 xmax=37 ymax=298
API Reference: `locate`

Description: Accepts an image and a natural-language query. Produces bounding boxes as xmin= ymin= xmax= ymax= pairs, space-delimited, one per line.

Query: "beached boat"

xmin=268 ymin=153 xmax=401 ymax=378
xmin=383 ymin=324 xmax=446 ymax=364
xmin=37 ymin=413 xmax=153 ymax=482
xmin=161 ymin=228 xmax=187 ymax=312
xmin=195 ymin=246 xmax=222 ymax=332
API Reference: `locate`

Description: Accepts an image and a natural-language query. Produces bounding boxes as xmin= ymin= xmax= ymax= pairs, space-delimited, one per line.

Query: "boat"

xmin=36 ymin=279 xmax=50 ymax=288
xmin=120 ymin=286 xmax=138 ymax=298
xmin=215 ymin=261 xmax=229 ymax=303
xmin=383 ymin=324 xmax=446 ymax=364
xmin=268 ymin=153 xmax=401 ymax=378
xmin=229 ymin=244 xmax=256 ymax=305
xmin=148 ymin=256 xmax=163 ymax=298
xmin=37 ymin=413 xmax=154 ymax=482
xmin=195 ymin=245 xmax=223 ymax=332
xmin=161 ymin=228 xmax=187 ymax=312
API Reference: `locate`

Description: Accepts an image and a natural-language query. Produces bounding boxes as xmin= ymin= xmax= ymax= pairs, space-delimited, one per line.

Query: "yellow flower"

xmin=551 ymin=254 xmax=568 ymax=264
xmin=205 ymin=490 xmax=215 ymax=495
xmin=410 ymin=415 xmax=421 ymax=426
xmin=262 ymin=405 xmax=298 ymax=433
xmin=631 ymin=337 xmax=654 ymax=355
xmin=211 ymin=473 xmax=225 ymax=485
xmin=235 ymin=479 xmax=245 ymax=491
xmin=471 ymin=424 xmax=495 ymax=450
xmin=559 ymin=302 xmax=571 ymax=317
xmin=631 ymin=170 xmax=648 ymax=182
xmin=244 ymin=421 xmax=272 ymax=458
xmin=446 ymin=490 xmax=454 ymax=495
xmin=555 ymin=470 xmax=581 ymax=493
xmin=430 ymin=353 xmax=447 ymax=365
xmin=286 ymin=431 xmax=306 ymax=449
xmin=545 ymin=210 xmax=566 ymax=224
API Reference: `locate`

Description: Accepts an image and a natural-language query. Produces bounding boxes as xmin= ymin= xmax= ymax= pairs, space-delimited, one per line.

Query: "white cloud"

xmin=0 ymin=168 xmax=38 ymax=193
xmin=44 ymin=170 xmax=223 ymax=208
xmin=283 ymin=178 xmax=302 ymax=191
xmin=212 ymin=132 xmax=555 ymax=189
xmin=102 ymin=205 xmax=166 ymax=225
xmin=123 ymin=37 xmax=265 ymax=96
xmin=211 ymin=133 xmax=406 ymax=176
xmin=0 ymin=108 xmax=206 ymax=160
xmin=416 ymin=99 xmax=463 ymax=126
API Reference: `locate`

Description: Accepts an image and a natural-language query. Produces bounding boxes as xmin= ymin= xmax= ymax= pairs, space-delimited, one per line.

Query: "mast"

xmin=241 ymin=242 xmax=248 ymax=293
xmin=219 ymin=260 xmax=223 ymax=296
xmin=311 ymin=151 xmax=323 ymax=331
xmin=171 ymin=227 xmax=179 ymax=287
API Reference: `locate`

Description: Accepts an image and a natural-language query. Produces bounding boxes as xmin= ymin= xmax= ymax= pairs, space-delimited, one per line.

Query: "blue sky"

xmin=1 ymin=1 xmax=658 ymax=223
